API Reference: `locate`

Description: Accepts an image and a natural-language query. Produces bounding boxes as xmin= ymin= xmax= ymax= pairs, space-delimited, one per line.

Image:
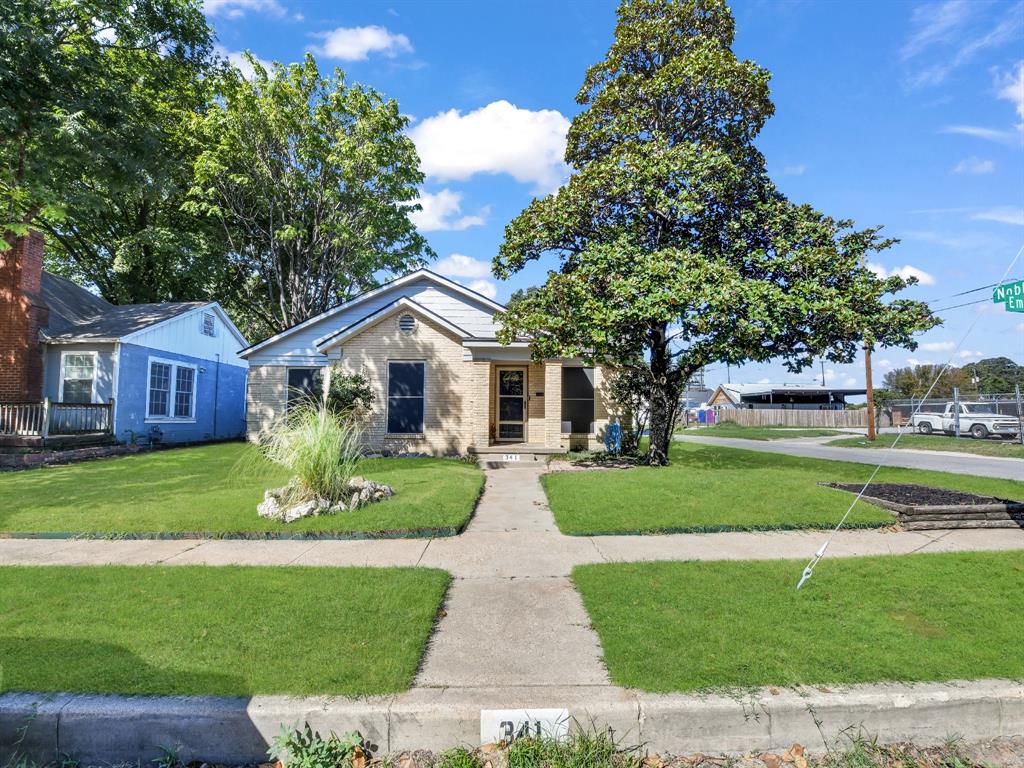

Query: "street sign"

xmin=992 ymin=280 xmax=1024 ymax=312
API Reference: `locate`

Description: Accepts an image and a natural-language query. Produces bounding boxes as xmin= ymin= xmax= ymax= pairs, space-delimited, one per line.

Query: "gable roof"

xmin=38 ymin=271 xmax=232 ymax=343
xmin=316 ymin=297 xmax=470 ymax=351
xmin=239 ymin=268 xmax=506 ymax=358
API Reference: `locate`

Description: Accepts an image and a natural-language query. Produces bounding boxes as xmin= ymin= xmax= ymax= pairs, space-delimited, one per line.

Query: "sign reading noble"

xmin=993 ymin=280 xmax=1024 ymax=312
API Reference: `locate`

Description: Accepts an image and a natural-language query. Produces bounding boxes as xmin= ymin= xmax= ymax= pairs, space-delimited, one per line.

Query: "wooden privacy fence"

xmin=716 ymin=408 xmax=868 ymax=428
xmin=0 ymin=399 xmax=114 ymax=437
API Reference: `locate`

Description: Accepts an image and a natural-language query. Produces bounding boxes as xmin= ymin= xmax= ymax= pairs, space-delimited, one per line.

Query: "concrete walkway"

xmin=675 ymin=433 xmax=1024 ymax=480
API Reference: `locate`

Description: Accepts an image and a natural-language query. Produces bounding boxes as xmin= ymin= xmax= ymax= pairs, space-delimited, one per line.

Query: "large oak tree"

xmin=0 ymin=0 xmax=220 ymax=302
xmin=494 ymin=0 xmax=937 ymax=465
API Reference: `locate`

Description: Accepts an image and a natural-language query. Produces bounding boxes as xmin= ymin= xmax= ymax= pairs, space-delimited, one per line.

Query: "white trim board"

xmin=316 ymin=296 xmax=470 ymax=351
xmin=240 ymin=269 xmax=505 ymax=359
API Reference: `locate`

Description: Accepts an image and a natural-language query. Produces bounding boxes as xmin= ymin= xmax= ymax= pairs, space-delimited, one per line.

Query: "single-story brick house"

xmin=239 ymin=269 xmax=612 ymax=455
xmin=0 ymin=232 xmax=249 ymax=446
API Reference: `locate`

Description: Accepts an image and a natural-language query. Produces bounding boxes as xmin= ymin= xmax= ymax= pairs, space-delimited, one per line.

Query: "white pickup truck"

xmin=909 ymin=401 xmax=1020 ymax=440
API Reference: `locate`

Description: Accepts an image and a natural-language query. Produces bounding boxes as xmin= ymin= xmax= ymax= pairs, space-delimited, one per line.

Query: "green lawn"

xmin=573 ymin=551 xmax=1024 ymax=692
xmin=828 ymin=433 xmax=1024 ymax=459
xmin=677 ymin=423 xmax=847 ymax=440
xmin=543 ymin=441 xmax=1024 ymax=535
xmin=0 ymin=565 xmax=449 ymax=696
xmin=0 ymin=443 xmax=484 ymax=537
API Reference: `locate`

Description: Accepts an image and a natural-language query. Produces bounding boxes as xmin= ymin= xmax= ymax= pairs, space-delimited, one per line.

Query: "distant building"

xmin=708 ymin=383 xmax=865 ymax=411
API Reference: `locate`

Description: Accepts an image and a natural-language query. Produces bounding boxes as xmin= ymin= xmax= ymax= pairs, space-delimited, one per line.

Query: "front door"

xmin=496 ymin=367 xmax=527 ymax=441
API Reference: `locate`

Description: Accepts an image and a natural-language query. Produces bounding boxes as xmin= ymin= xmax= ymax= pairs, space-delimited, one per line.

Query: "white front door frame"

xmin=494 ymin=365 xmax=528 ymax=443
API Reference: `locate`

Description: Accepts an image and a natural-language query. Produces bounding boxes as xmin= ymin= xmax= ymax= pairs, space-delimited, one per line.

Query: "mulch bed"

xmin=827 ymin=483 xmax=1021 ymax=507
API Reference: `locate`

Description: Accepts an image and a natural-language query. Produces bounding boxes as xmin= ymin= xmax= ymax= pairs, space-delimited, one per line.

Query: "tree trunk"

xmin=646 ymin=323 xmax=680 ymax=466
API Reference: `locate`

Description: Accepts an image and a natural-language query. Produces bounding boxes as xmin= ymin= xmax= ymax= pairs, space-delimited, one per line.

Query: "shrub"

xmin=258 ymin=405 xmax=363 ymax=504
xmin=270 ymin=722 xmax=367 ymax=768
xmin=316 ymin=368 xmax=375 ymax=419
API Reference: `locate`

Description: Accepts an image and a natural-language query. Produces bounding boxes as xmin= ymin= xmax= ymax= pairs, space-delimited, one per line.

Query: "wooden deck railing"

xmin=0 ymin=399 xmax=114 ymax=438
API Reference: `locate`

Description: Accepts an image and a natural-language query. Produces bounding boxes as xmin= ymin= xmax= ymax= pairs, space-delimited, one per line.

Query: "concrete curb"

xmin=2 ymin=680 xmax=1022 ymax=764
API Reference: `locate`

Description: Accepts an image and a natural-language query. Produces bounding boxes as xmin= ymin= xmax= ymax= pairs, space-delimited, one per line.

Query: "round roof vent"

xmin=398 ymin=313 xmax=417 ymax=334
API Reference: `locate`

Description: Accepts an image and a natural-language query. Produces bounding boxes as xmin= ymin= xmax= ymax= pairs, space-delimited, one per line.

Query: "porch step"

xmin=475 ymin=454 xmax=549 ymax=468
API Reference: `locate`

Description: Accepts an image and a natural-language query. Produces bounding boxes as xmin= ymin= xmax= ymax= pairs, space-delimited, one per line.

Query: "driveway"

xmin=675 ymin=433 xmax=1024 ymax=481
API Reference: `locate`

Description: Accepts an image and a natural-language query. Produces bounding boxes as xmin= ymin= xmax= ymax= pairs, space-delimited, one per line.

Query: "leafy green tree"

xmin=1 ymin=0 xmax=217 ymax=302
xmin=970 ymin=357 xmax=1023 ymax=393
xmin=882 ymin=364 xmax=971 ymax=399
xmin=494 ymin=0 xmax=936 ymax=465
xmin=188 ymin=54 xmax=432 ymax=338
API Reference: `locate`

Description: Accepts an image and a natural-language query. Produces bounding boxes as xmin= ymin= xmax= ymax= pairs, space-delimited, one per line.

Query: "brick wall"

xmin=333 ymin=311 xmax=479 ymax=455
xmin=0 ymin=231 xmax=48 ymax=403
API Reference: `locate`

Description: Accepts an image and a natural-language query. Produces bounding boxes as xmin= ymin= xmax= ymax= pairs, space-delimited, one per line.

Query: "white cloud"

xmin=215 ymin=46 xmax=272 ymax=80
xmin=309 ymin=26 xmax=412 ymax=61
xmin=204 ymin=0 xmax=284 ymax=18
xmin=409 ymin=100 xmax=570 ymax=193
xmin=409 ymin=190 xmax=488 ymax=232
xmin=866 ymin=262 xmax=937 ymax=286
xmin=940 ymin=125 xmax=1017 ymax=143
xmin=876 ymin=359 xmax=893 ymax=368
xmin=778 ymin=164 xmax=807 ymax=176
xmin=971 ymin=206 xmax=1024 ymax=226
xmin=958 ymin=349 xmax=984 ymax=360
xmin=757 ymin=377 xmax=772 ymax=384
xmin=467 ymin=279 xmax=498 ymax=300
xmin=901 ymin=1 xmax=1022 ymax=87
xmin=906 ymin=357 xmax=931 ymax=366
xmin=920 ymin=341 xmax=955 ymax=352
xmin=952 ymin=156 xmax=994 ymax=174
xmin=996 ymin=60 xmax=1024 ymax=122
xmin=433 ymin=253 xmax=492 ymax=280
xmin=433 ymin=255 xmax=499 ymax=300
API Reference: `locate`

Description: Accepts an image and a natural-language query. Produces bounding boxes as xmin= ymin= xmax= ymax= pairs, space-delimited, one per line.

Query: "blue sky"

xmin=208 ymin=0 xmax=1024 ymax=392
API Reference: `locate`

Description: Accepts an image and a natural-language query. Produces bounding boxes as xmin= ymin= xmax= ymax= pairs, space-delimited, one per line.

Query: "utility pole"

xmin=1015 ymin=384 xmax=1023 ymax=446
xmin=861 ymin=256 xmax=877 ymax=441
xmin=820 ymin=359 xmax=825 ymax=387
xmin=953 ymin=386 xmax=961 ymax=439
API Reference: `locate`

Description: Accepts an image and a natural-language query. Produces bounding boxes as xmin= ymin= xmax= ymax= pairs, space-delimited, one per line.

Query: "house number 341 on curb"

xmin=480 ymin=708 xmax=569 ymax=744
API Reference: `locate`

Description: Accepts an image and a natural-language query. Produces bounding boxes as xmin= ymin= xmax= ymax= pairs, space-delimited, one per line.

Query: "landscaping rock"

xmin=257 ymin=478 xmax=394 ymax=523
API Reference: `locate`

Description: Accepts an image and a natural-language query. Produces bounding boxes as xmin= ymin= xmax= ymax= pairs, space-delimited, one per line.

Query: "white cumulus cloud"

xmin=309 ymin=25 xmax=412 ymax=61
xmin=971 ymin=206 xmax=1024 ymax=226
xmin=409 ymin=100 xmax=570 ymax=193
xmin=433 ymin=253 xmax=493 ymax=279
xmin=866 ymin=262 xmax=936 ymax=286
xmin=432 ymin=254 xmax=498 ymax=299
xmin=409 ymin=190 xmax=488 ymax=232
xmin=952 ymin=156 xmax=994 ymax=174
xmin=215 ymin=46 xmax=272 ymax=80
xmin=996 ymin=60 xmax=1024 ymax=122
xmin=906 ymin=358 xmax=931 ymax=366
xmin=204 ymin=0 xmax=284 ymax=18
xmin=876 ymin=359 xmax=893 ymax=368
xmin=958 ymin=349 xmax=984 ymax=360
xmin=466 ymin=279 xmax=498 ymax=300
xmin=920 ymin=341 xmax=955 ymax=352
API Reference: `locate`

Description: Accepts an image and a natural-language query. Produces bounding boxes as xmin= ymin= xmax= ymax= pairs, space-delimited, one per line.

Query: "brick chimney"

xmin=0 ymin=231 xmax=49 ymax=402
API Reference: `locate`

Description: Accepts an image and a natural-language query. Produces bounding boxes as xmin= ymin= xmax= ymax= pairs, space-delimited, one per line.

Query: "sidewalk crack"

xmin=154 ymin=540 xmax=202 ymax=564
xmin=415 ymin=539 xmax=432 ymax=566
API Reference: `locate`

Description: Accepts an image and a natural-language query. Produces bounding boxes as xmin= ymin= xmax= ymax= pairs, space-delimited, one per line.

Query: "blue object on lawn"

xmin=605 ymin=422 xmax=622 ymax=454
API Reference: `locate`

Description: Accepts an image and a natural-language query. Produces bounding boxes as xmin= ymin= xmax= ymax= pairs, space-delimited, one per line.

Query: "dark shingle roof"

xmin=40 ymin=272 xmax=207 ymax=341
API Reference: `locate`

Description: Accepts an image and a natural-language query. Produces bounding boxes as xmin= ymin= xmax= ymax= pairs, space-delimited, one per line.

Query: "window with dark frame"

xmin=174 ymin=366 xmax=195 ymax=418
xmin=387 ymin=361 xmax=425 ymax=434
xmin=286 ymin=368 xmax=321 ymax=410
xmin=561 ymin=367 xmax=595 ymax=434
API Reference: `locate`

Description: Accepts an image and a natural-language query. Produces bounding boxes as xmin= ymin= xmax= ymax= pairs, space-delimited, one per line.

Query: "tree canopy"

xmin=187 ymin=54 xmax=432 ymax=338
xmin=0 ymin=0 xmax=219 ymax=303
xmin=494 ymin=0 xmax=937 ymax=464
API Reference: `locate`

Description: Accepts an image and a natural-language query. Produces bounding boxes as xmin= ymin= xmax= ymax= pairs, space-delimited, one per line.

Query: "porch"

xmin=464 ymin=357 xmax=608 ymax=454
xmin=0 ymin=399 xmax=114 ymax=447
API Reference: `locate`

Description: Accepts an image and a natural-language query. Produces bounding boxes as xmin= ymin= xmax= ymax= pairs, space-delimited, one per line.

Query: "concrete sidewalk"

xmin=675 ymin=433 xmax=1024 ymax=480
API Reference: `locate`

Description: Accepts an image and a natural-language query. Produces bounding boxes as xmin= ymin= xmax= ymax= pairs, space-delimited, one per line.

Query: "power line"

xmin=931 ymin=297 xmax=990 ymax=313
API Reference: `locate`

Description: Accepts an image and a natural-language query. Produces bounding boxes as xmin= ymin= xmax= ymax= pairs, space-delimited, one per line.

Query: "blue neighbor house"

xmin=0 ymin=232 xmax=249 ymax=446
